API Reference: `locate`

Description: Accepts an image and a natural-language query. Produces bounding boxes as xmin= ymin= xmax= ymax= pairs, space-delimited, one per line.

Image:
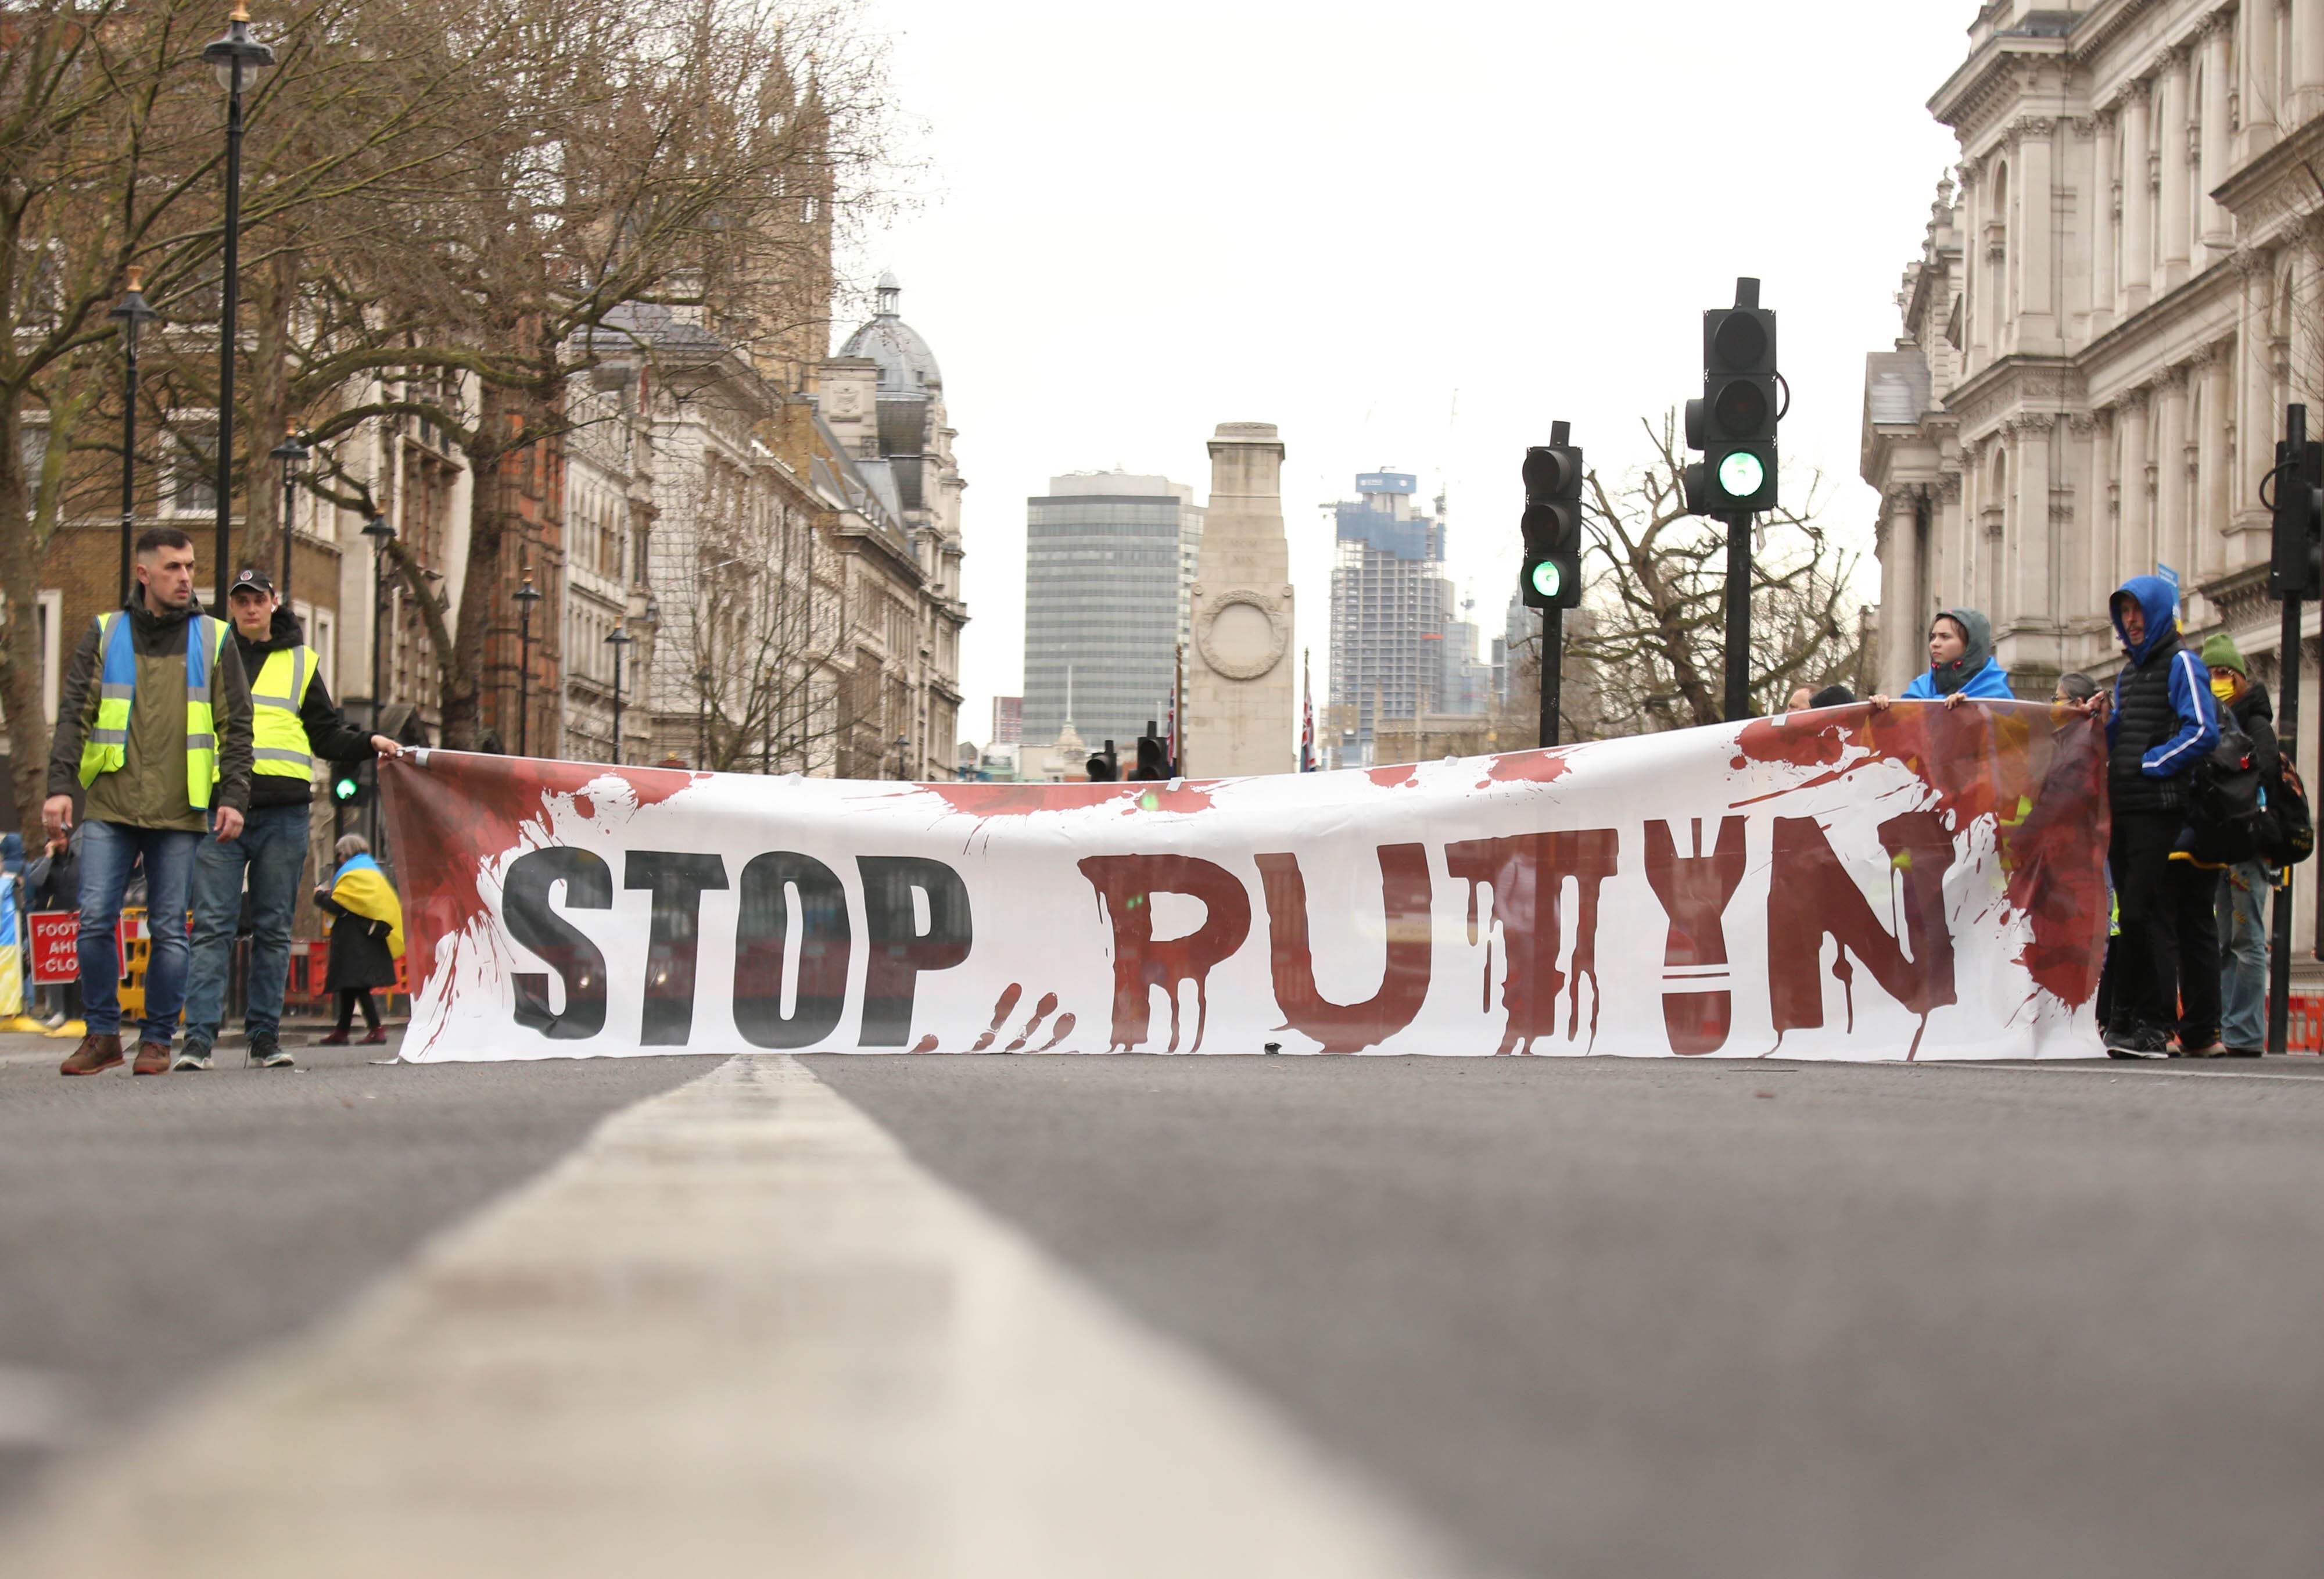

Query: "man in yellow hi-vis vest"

xmin=178 ymin=568 xmax=401 ymax=1070
xmin=43 ymin=528 xmax=254 ymax=1077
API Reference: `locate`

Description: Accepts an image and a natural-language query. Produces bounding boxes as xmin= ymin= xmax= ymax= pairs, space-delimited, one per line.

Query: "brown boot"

xmin=59 ymin=1033 xmax=124 ymax=1077
xmin=131 ymin=1040 xmax=173 ymax=1076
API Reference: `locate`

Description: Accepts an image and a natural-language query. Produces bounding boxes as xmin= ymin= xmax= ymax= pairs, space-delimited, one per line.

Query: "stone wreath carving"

xmin=1194 ymin=585 xmax=1290 ymax=681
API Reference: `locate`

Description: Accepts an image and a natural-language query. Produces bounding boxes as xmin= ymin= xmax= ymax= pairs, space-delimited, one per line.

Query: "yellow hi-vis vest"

xmin=77 ymin=610 xmax=232 ymax=808
xmin=249 ymin=645 xmax=320 ymax=779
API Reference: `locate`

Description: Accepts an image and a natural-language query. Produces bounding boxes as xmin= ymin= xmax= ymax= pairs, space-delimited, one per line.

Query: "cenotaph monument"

xmin=1184 ymin=421 xmax=1294 ymax=775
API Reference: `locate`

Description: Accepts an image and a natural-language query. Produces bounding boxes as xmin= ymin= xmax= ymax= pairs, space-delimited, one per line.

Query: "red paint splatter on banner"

xmin=1730 ymin=701 xmax=2109 ymax=1008
xmin=1256 ymin=844 xmax=1433 ymax=1052
xmin=1369 ymin=765 xmax=1419 ymax=789
xmin=1003 ymin=991 xmax=1060 ymax=1052
xmin=1483 ymin=748 xmax=1576 ymax=786
xmin=970 ymin=984 xmax=1024 ymax=1052
xmin=1033 ymin=1012 xmax=1077 ymax=1052
xmin=381 ymin=753 xmax=702 ymax=1004
xmin=909 ymin=1034 xmax=939 ymax=1054
xmin=923 ymin=780 xmax=1218 ymax=820
xmin=1444 ymin=830 xmax=1620 ymax=1054
xmin=1642 ymin=817 xmax=1749 ymax=1055
xmin=1078 ymin=855 xmax=1251 ymax=1052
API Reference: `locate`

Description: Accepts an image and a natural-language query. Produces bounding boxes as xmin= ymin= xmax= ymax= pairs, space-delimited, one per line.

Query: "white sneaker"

xmin=170 ymin=1044 xmax=214 ymax=1072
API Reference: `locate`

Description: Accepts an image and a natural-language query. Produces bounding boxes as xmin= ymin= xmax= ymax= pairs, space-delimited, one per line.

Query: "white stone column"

xmin=1880 ymin=490 xmax=1918 ymax=691
xmin=2123 ymin=389 xmax=2154 ymax=575
xmin=2201 ymin=17 xmax=2235 ymax=248
xmin=2297 ymin=0 xmax=2324 ymax=119
xmin=2239 ymin=260 xmax=2279 ymax=556
xmin=2011 ymin=418 xmax=2054 ymax=643
xmin=2159 ymin=51 xmax=2193 ymax=292
xmin=2121 ymin=81 xmax=2154 ymax=314
xmin=2085 ymin=411 xmax=2116 ymax=619
xmin=2199 ymin=346 xmax=2233 ymax=579
xmin=2158 ymin=367 xmax=2192 ymax=588
xmin=2246 ymin=0 xmax=2283 ymax=158
xmin=2015 ymin=123 xmax=2058 ymax=347
xmin=2093 ymin=110 xmax=2118 ymax=338
xmin=1185 ymin=422 xmax=1294 ymax=776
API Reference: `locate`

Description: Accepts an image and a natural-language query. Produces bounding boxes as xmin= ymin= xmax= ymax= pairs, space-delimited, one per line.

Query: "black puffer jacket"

xmin=2110 ymin=627 xmax=2196 ymax=814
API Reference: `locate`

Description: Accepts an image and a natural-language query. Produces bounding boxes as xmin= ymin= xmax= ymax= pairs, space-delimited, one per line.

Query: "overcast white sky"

xmin=840 ymin=1 xmax=1971 ymax=748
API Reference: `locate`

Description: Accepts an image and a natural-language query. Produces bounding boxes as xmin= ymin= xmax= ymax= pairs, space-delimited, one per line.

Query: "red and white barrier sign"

xmin=26 ymin=913 xmax=78 ymax=984
xmin=381 ymin=702 xmax=2110 ymax=1063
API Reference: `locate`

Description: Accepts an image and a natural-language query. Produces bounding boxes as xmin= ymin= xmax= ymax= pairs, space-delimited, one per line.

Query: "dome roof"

xmin=838 ymin=274 xmax=940 ymax=393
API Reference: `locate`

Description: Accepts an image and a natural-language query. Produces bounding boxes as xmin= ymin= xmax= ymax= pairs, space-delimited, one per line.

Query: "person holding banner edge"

xmin=1868 ymin=607 xmax=2015 ymax=711
xmin=42 ymin=527 xmax=254 ymax=1077
xmin=2102 ymin=575 xmax=2222 ymax=1060
xmin=176 ymin=568 xmax=401 ymax=1072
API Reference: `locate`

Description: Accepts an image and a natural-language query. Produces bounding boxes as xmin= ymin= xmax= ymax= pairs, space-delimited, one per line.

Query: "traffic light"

xmin=331 ymin=759 xmax=374 ymax=808
xmin=2269 ymin=404 xmax=2323 ymax=600
xmin=1684 ymin=277 xmax=1780 ymax=515
xmin=1132 ymin=728 xmax=1170 ymax=781
xmin=1520 ymin=427 xmax=1584 ymax=610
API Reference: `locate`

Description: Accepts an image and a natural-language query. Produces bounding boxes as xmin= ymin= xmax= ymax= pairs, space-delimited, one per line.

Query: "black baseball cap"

xmin=228 ymin=568 xmax=274 ymax=596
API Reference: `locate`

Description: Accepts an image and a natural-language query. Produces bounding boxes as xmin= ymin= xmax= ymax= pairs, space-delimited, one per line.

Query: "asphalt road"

xmin=808 ymin=1054 xmax=2324 ymax=1579
xmin=0 ymin=1030 xmax=720 ymax=1507
xmin=9 ymin=1040 xmax=2324 ymax=1577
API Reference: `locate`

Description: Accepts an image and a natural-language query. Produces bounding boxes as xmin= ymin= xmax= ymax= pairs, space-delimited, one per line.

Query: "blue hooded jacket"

xmin=1898 ymin=606 xmax=2015 ymax=700
xmin=2107 ymin=574 xmax=2216 ymax=779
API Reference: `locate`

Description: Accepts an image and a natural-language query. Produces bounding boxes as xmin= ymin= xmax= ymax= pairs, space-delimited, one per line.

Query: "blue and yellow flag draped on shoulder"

xmin=331 ymin=853 xmax=405 ymax=958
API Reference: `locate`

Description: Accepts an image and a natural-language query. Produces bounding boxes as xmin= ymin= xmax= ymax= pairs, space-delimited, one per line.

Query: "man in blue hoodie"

xmin=2102 ymin=575 xmax=2221 ymax=1058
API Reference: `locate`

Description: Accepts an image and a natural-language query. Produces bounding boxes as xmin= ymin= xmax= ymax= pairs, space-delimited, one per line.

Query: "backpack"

xmin=2273 ymin=761 xmax=2316 ymax=867
xmin=2187 ymin=720 xmax=2270 ymax=865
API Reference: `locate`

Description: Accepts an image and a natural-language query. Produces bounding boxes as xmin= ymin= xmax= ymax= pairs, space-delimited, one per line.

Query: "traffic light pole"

xmin=2272 ymin=577 xmax=2300 ymax=1055
xmin=2271 ymin=403 xmax=2308 ymax=1055
xmin=1540 ymin=605 xmax=1562 ymax=749
xmin=1723 ymin=510 xmax=1752 ymax=721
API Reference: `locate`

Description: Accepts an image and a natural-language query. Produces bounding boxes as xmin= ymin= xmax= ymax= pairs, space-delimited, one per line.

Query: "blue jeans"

xmin=2218 ymin=858 xmax=2275 ymax=1052
xmin=77 ymin=819 xmax=202 ymax=1044
xmin=184 ymin=802 xmax=311 ymax=1047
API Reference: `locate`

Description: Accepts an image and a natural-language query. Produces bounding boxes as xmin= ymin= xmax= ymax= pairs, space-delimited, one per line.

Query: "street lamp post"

xmin=107 ymin=267 xmax=159 ymax=607
xmin=268 ymin=427 xmax=306 ymax=603
xmin=202 ymin=4 xmax=275 ymax=589
xmin=514 ymin=580 xmax=542 ymax=757
xmin=605 ymin=626 xmax=633 ymax=765
xmin=360 ymin=513 xmax=395 ymax=846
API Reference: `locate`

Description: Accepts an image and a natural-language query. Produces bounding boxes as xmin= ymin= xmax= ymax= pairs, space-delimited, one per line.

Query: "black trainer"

xmin=246 ymin=1032 xmax=295 ymax=1070
xmin=2105 ymin=1023 xmax=2174 ymax=1060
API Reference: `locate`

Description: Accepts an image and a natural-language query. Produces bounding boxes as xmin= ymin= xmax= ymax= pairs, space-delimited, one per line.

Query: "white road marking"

xmin=0 ymin=1054 xmax=1480 ymax=1579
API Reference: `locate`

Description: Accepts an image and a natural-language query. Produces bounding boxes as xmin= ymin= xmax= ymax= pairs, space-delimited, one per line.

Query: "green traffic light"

xmin=333 ymin=774 xmax=360 ymax=803
xmin=1530 ymin=561 xmax=1563 ymax=599
xmin=1717 ymin=450 xmax=1766 ymax=498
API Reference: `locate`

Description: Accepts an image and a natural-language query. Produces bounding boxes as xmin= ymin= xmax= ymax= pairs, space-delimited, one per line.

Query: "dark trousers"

xmin=335 ymin=987 xmax=379 ymax=1032
xmin=2109 ymin=809 xmax=2223 ymax=1046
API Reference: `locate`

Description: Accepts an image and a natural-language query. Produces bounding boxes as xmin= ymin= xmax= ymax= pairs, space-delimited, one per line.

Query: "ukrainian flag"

xmin=331 ymin=854 xmax=406 ymax=959
xmin=0 ymin=876 xmax=27 ymax=1024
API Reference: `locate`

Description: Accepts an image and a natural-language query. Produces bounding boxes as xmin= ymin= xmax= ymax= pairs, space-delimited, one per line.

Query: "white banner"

xmin=382 ymin=701 xmax=2108 ymax=1062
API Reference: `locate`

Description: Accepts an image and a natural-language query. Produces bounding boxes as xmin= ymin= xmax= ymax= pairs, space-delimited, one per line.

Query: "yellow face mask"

xmin=2211 ymin=677 xmax=2239 ymax=703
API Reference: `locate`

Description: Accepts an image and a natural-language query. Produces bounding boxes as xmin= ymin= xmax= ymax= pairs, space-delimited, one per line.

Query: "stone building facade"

xmin=1863 ymin=0 xmax=2324 ymax=959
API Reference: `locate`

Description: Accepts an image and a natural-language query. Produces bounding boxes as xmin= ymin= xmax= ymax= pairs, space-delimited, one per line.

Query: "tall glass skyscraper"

xmin=1328 ymin=471 xmax=1487 ymax=766
xmin=1021 ymin=472 xmax=1203 ymax=749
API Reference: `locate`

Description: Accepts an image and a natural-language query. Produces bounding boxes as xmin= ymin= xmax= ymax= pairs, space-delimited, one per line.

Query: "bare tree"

xmin=0 ymin=0 xmax=492 ymax=834
xmin=282 ymin=0 xmax=897 ymax=748
xmin=663 ymin=472 xmax=861 ymax=775
xmin=1563 ymin=412 xmax=1867 ymax=738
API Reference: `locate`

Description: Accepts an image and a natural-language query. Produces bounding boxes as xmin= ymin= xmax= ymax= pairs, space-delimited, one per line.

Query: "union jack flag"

xmin=1300 ymin=650 xmax=1317 ymax=772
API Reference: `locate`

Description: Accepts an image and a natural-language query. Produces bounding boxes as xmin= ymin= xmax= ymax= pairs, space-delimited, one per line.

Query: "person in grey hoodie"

xmin=1871 ymin=607 xmax=2016 ymax=708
